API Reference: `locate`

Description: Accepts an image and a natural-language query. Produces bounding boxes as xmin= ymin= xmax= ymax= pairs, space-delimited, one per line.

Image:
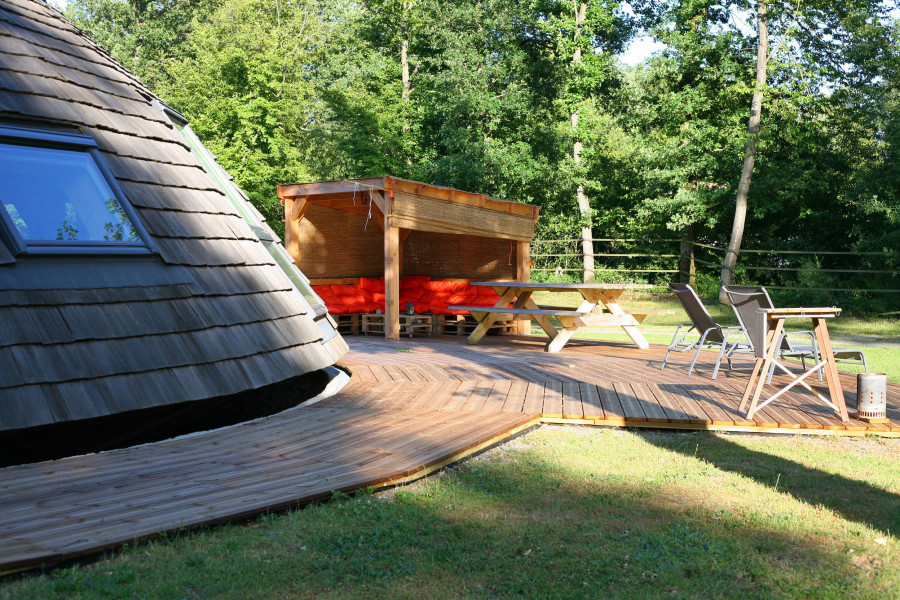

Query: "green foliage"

xmin=158 ymin=0 xmax=327 ymax=232
xmin=62 ymin=0 xmax=900 ymax=309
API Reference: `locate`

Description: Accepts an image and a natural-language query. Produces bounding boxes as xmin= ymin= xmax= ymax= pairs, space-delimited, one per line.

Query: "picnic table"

xmin=454 ymin=281 xmax=655 ymax=353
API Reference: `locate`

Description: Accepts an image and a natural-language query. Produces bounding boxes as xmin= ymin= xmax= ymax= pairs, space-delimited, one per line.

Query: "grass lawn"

xmin=2 ymin=427 xmax=898 ymax=599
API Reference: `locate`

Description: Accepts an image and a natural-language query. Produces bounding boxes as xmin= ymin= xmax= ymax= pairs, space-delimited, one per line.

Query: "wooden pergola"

xmin=277 ymin=176 xmax=539 ymax=340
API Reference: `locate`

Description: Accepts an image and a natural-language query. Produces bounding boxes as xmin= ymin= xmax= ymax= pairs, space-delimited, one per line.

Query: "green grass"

xmin=3 ymin=427 xmax=897 ymax=599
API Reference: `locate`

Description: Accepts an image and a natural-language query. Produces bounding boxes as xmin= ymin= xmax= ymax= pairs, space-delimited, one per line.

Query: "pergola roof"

xmin=277 ymin=176 xmax=539 ymax=242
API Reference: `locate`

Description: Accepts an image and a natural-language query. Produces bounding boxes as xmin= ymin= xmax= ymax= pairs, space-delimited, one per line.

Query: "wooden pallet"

xmin=437 ymin=314 xmax=516 ymax=336
xmin=362 ymin=313 xmax=434 ymax=337
xmin=335 ymin=313 xmax=360 ymax=335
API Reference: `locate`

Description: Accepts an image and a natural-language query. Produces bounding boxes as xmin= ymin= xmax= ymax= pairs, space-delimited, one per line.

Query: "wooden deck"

xmin=1 ymin=335 xmax=897 ymax=573
xmin=329 ymin=335 xmax=900 ymax=434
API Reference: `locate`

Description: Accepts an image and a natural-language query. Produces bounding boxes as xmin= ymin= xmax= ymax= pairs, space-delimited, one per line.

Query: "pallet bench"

xmin=361 ymin=313 xmax=433 ymax=337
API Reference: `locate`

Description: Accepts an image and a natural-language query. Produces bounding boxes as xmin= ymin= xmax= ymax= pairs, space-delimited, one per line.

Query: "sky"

xmin=619 ymin=36 xmax=667 ymax=66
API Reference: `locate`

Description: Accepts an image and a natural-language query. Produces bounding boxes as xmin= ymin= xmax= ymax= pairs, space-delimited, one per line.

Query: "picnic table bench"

xmin=454 ymin=282 xmax=656 ymax=353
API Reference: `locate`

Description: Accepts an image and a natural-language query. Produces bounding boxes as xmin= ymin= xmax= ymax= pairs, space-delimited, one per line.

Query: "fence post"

xmin=680 ymin=226 xmax=696 ymax=286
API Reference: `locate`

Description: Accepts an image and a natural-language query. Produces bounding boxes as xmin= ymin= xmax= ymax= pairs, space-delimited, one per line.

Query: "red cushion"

xmin=372 ymin=293 xmax=386 ymax=303
xmin=448 ymin=293 xmax=476 ymax=305
xmin=331 ymin=284 xmax=359 ymax=296
xmin=401 ymin=276 xmax=431 ymax=290
xmin=400 ymin=287 xmax=425 ymax=302
xmin=359 ymin=277 xmax=384 ymax=293
xmin=426 ymin=280 xmax=469 ymax=293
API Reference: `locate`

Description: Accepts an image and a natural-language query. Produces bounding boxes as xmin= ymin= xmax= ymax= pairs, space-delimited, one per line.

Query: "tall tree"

xmin=526 ymin=0 xmax=636 ymax=281
xmin=719 ymin=0 xmax=767 ymax=301
xmin=65 ymin=0 xmax=211 ymax=88
xmin=159 ymin=0 xmax=327 ymax=230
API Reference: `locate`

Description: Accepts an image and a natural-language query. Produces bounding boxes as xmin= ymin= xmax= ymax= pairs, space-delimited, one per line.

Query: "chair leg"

xmin=687 ymin=347 xmax=701 ymax=375
xmin=661 ymin=347 xmax=673 ymax=370
xmin=711 ymin=341 xmax=729 ymax=380
xmin=687 ymin=331 xmax=710 ymax=375
xmin=661 ymin=326 xmax=688 ymax=371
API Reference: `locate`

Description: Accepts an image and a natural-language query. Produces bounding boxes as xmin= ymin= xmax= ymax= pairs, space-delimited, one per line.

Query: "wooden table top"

xmin=762 ymin=307 xmax=842 ymax=318
xmin=470 ymin=282 xmax=655 ymax=291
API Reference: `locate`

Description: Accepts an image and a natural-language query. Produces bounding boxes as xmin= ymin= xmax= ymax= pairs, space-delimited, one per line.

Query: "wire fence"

xmin=531 ymin=237 xmax=900 ymax=313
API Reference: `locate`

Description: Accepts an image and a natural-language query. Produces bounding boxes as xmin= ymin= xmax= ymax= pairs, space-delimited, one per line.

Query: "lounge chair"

xmin=661 ymin=283 xmax=752 ymax=379
xmin=721 ymin=285 xmax=868 ymax=383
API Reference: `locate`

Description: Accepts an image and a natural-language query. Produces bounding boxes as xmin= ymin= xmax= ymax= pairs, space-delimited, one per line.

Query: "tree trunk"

xmin=400 ymin=31 xmax=410 ymax=102
xmin=720 ymin=0 xmax=768 ymax=303
xmin=399 ymin=6 xmax=412 ymax=165
xmin=680 ymin=224 xmax=695 ymax=286
xmin=572 ymin=1 xmax=594 ymax=283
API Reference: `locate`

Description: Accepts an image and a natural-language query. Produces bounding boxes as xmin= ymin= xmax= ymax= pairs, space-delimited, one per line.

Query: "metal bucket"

xmin=856 ymin=373 xmax=888 ymax=422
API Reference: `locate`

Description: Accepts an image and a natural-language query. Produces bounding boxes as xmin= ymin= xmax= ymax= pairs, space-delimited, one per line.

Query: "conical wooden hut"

xmin=0 ymin=0 xmax=346 ymax=460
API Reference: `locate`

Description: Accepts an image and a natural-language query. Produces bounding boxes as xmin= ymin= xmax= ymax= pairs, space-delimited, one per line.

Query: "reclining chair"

xmin=661 ymin=283 xmax=752 ymax=379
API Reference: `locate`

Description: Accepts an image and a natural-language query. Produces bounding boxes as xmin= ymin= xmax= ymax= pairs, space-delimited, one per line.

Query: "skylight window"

xmin=0 ymin=124 xmax=148 ymax=254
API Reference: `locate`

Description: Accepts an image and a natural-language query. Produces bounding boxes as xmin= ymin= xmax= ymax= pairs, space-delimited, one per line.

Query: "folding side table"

xmin=739 ymin=307 xmax=849 ymax=422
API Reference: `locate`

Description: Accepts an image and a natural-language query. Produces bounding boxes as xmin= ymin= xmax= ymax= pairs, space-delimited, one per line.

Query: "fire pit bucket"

xmin=855 ymin=373 xmax=889 ymax=424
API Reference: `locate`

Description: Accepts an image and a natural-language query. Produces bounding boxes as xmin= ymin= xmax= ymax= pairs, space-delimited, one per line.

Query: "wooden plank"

xmin=543 ymin=381 xmax=563 ymax=418
xmin=596 ymin=382 xmax=626 ymax=422
xmin=460 ymin=382 xmax=497 ymax=412
xmin=661 ymin=384 xmax=713 ymax=424
xmin=384 ymin=221 xmax=400 ymax=340
xmin=418 ymin=382 xmax=461 ymax=410
xmin=579 ymin=382 xmax=604 ymax=419
xmin=613 ymin=383 xmax=648 ymax=421
xmin=522 ymin=382 xmax=545 ymax=415
xmin=515 ymin=241 xmax=531 ymax=335
xmin=391 ymin=192 xmax=534 ymax=242
xmin=482 ymin=380 xmax=513 ymax=412
xmin=277 ymin=178 xmax=387 ymax=200
xmin=442 ymin=381 xmax=480 ymax=411
xmin=384 ymin=176 xmax=538 ymax=218
xmin=561 ymin=382 xmax=583 ymax=419
xmin=630 ymin=383 xmax=669 ymax=422
xmin=645 ymin=384 xmax=693 ymax=422
xmin=454 ymin=306 xmax=591 ymax=317
xmin=501 ymin=381 xmax=529 ymax=412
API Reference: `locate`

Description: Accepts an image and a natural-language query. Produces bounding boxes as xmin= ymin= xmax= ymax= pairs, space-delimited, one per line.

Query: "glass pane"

xmin=0 ymin=143 xmax=140 ymax=243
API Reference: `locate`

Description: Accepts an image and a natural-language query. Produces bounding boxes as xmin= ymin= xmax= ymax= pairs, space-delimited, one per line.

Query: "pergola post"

xmin=283 ymin=198 xmax=300 ymax=264
xmin=516 ymin=240 xmax=531 ymax=335
xmin=384 ymin=213 xmax=401 ymax=341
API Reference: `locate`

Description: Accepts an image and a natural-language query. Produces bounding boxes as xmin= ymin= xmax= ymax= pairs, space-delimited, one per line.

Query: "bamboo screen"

xmin=295 ymin=205 xmax=518 ymax=280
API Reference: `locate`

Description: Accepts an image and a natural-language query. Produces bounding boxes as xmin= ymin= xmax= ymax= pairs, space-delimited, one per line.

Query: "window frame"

xmin=0 ymin=123 xmax=153 ymax=256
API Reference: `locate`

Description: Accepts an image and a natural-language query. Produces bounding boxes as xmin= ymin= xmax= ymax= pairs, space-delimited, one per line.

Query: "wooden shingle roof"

xmin=0 ymin=0 xmax=347 ymax=432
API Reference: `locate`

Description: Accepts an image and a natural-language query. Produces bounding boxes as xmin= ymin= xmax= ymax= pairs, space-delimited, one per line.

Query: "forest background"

xmin=61 ymin=0 xmax=900 ymax=311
